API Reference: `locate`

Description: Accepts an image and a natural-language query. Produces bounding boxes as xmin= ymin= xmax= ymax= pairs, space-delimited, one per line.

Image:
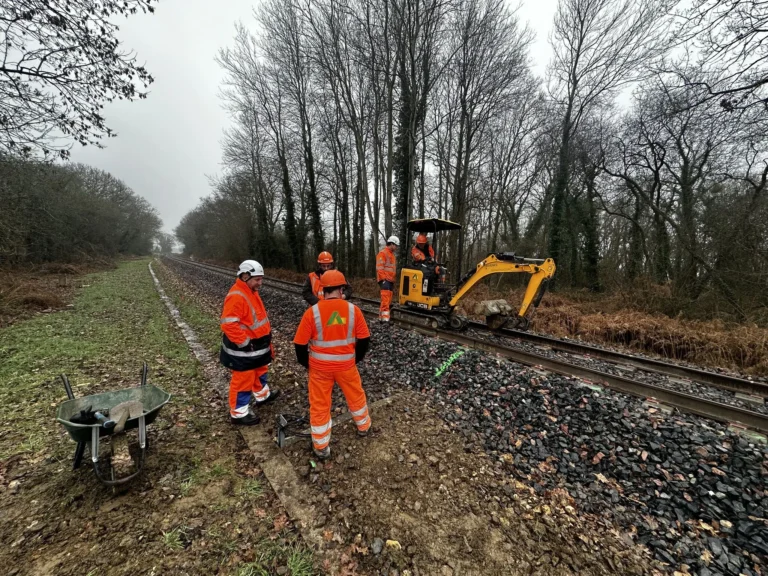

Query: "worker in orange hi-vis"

xmin=376 ymin=236 xmax=400 ymax=322
xmin=302 ymin=251 xmax=353 ymax=306
xmin=219 ymin=260 xmax=281 ymax=425
xmin=411 ymin=233 xmax=435 ymax=264
xmin=293 ymin=270 xmax=372 ymax=460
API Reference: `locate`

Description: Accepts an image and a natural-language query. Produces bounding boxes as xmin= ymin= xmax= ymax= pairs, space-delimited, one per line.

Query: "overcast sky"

xmin=70 ymin=0 xmax=559 ymax=234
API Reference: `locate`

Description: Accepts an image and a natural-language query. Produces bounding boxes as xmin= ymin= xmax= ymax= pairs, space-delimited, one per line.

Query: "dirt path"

xmin=0 ymin=260 xmax=314 ymax=576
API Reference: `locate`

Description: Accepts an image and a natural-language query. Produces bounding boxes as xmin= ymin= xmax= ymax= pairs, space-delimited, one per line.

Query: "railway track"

xmin=164 ymin=256 xmax=768 ymax=434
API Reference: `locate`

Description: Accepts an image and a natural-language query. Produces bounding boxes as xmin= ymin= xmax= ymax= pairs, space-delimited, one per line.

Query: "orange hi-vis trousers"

xmin=379 ymin=289 xmax=393 ymax=321
xmin=229 ymin=366 xmax=270 ymax=418
xmin=308 ymin=365 xmax=370 ymax=450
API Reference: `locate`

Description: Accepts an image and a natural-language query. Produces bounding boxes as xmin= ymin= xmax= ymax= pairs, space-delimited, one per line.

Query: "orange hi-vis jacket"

xmin=376 ymin=247 xmax=397 ymax=282
xmin=293 ymin=299 xmax=370 ymax=372
xmin=411 ymin=244 xmax=435 ymax=263
xmin=219 ymin=279 xmax=272 ymax=371
xmin=308 ymin=272 xmax=324 ymax=301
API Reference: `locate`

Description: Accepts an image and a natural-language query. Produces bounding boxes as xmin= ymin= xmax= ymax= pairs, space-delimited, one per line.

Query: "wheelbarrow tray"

xmin=56 ymin=384 xmax=171 ymax=443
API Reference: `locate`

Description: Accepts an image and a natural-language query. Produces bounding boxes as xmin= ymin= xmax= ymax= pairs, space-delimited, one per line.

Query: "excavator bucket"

xmin=474 ymin=299 xmax=515 ymax=330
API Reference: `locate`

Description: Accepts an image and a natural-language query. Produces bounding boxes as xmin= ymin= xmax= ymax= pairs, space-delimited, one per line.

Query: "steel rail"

xmin=163 ymin=256 xmax=768 ymax=432
xmin=469 ymin=322 xmax=768 ymax=398
xmin=165 ymin=256 xmax=767 ymax=396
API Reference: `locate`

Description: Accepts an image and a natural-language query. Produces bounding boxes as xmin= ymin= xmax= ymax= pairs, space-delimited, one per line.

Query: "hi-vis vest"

xmin=296 ymin=299 xmax=367 ymax=372
xmin=219 ymin=279 xmax=272 ymax=371
xmin=309 ymin=272 xmax=324 ymax=300
xmin=376 ymin=247 xmax=396 ymax=282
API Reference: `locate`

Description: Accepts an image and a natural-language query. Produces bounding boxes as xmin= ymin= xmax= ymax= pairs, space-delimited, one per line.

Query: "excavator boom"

xmin=448 ymin=253 xmax=556 ymax=326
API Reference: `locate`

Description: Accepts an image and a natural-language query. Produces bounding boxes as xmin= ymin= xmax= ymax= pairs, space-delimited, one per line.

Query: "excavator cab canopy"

xmin=406 ymin=218 xmax=462 ymax=233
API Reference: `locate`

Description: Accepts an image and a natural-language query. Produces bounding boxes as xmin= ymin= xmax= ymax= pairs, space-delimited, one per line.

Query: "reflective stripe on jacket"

xmin=293 ymin=299 xmax=371 ymax=372
xmin=376 ymin=247 xmax=396 ymax=282
xmin=219 ymin=279 xmax=273 ymax=371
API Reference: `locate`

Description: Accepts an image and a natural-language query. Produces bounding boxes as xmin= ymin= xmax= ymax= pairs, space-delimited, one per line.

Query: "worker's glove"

xmin=379 ymin=280 xmax=394 ymax=291
xmin=238 ymin=337 xmax=251 ymax=349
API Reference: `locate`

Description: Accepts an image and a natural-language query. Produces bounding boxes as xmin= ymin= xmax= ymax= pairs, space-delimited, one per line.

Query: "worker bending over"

xmin=376 ymin=235 xmax=399 ymax=321
xmin=411 ymin=234 xmax=436 ymax=264
xmin=411 ymin=234 xmax=444 ymax=292
xmin=302 ymin=251 xmax=352 ymax=306
xmin=293 ymin=270 xmax=372 ymax=459
xmin=219 ymin=260 xmax=281 ymax=425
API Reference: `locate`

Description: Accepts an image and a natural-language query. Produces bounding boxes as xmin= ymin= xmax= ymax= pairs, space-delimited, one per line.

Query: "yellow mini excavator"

xmin=398 ymin=218 xmax=556 ymax=330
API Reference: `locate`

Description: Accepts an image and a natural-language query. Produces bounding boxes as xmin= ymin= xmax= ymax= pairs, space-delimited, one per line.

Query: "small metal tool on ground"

xmin=276 ymin=414 xmax=311 ymax=448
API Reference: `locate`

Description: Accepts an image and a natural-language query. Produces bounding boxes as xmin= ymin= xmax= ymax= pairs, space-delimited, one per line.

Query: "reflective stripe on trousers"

xmin=380 ymin=289 xmax=392 ymax=320
xmin=311 ymin=419 xmax=333 ymax=449
xmin=229 ymin=366 xmax=269 ymax=418
xmin=349 ymin=403 xmax=371 ymax=431
xmin=308 ymin=366 xmax=368 ymax=449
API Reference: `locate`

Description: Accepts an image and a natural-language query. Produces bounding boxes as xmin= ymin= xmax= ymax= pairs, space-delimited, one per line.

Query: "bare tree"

xmin=673 ymin=0 xmax=768 ymax=111
xmin=438 ymin=0 xmax=532 ymax=276
xmin=257 ymin=0 xmax=324 ymax=257
xmin=218 ymin=25 xmax=304 ymax=270
xmin=546 ymin=0 xmax=672 ymax=280
xmin=0 ymin=0 xmax=157 ymax=158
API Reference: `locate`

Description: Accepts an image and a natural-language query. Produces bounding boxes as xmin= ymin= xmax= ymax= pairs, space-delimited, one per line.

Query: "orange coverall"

xmin=376 ymin=246 xmax=397 ymax=321
xmin=293 ymin=299 xmax=371 ymax=451
xmin=219 ymin=279 xmax=273 ymax=417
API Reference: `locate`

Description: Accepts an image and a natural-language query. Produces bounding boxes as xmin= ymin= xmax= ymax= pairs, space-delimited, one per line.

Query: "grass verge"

xmin=0 ymin=258 xmax=317 ymax=575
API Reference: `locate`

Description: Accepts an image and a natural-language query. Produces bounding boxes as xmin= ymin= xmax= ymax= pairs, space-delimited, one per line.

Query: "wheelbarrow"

xmin=55 ymin=363 xmax=171 ymax=486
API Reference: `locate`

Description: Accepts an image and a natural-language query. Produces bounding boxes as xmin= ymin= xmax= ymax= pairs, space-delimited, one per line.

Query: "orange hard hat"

xmin=416 ymin=234 xmax=428 ymax=244
xmin=320 ymin=269 xmax=346 ymax=288
xmin=317 ymin=251 xmax=334 ymax=264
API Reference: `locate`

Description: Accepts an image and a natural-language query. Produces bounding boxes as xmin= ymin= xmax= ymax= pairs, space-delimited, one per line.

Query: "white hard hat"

xmin=237 ymin=259 xmax=264 ymax=277
xmin=387 ymin=235 xmax=400 ymax=246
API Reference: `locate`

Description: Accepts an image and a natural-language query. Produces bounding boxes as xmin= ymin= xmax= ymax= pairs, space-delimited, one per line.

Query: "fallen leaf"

xmin=385 ymin=539 xmax=401 ymax=550
xmin=273 ymin=514 xmax=288 ymax=532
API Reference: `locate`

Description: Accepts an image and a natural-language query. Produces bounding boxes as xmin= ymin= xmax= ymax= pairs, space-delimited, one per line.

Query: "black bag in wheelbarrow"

xmin=55 ymin=363 xmax=171 ymax=486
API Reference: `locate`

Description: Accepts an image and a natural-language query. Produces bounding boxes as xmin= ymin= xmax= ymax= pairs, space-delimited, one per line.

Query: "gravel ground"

xmin=164 ymin=257 xmax=768 ymax=576
xmin=470 ymin=329 xmax=768 ymax=416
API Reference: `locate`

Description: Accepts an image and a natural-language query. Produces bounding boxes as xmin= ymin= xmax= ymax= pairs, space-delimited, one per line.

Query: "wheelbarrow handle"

xmin=141 ymin=362 xmax=148 ymax=386
xmin=60 ymin=374 xmax=75 ymax=400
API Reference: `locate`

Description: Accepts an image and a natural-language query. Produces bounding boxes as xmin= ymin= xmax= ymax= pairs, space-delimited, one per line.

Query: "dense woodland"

xmin=0 ymin=157 xmax=163 ymax=264
xmin=174 ymin=0 xmax=768 ymax=323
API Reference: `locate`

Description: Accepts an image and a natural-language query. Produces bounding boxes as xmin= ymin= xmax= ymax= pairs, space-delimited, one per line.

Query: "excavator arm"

xmin=448 ymin=253 xmax=556 ymax=328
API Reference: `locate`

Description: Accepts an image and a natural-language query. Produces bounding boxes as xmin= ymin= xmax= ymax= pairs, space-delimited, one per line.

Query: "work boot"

xmin=230 ymin=411 xmax=260 ymax=426
xmin=252 ymin=389 xmax=281 ymax=407
xmin=357 ymin=425 xmax=380 ymax=438
xmin=313 ymin=446 xmax=331 ymax=460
